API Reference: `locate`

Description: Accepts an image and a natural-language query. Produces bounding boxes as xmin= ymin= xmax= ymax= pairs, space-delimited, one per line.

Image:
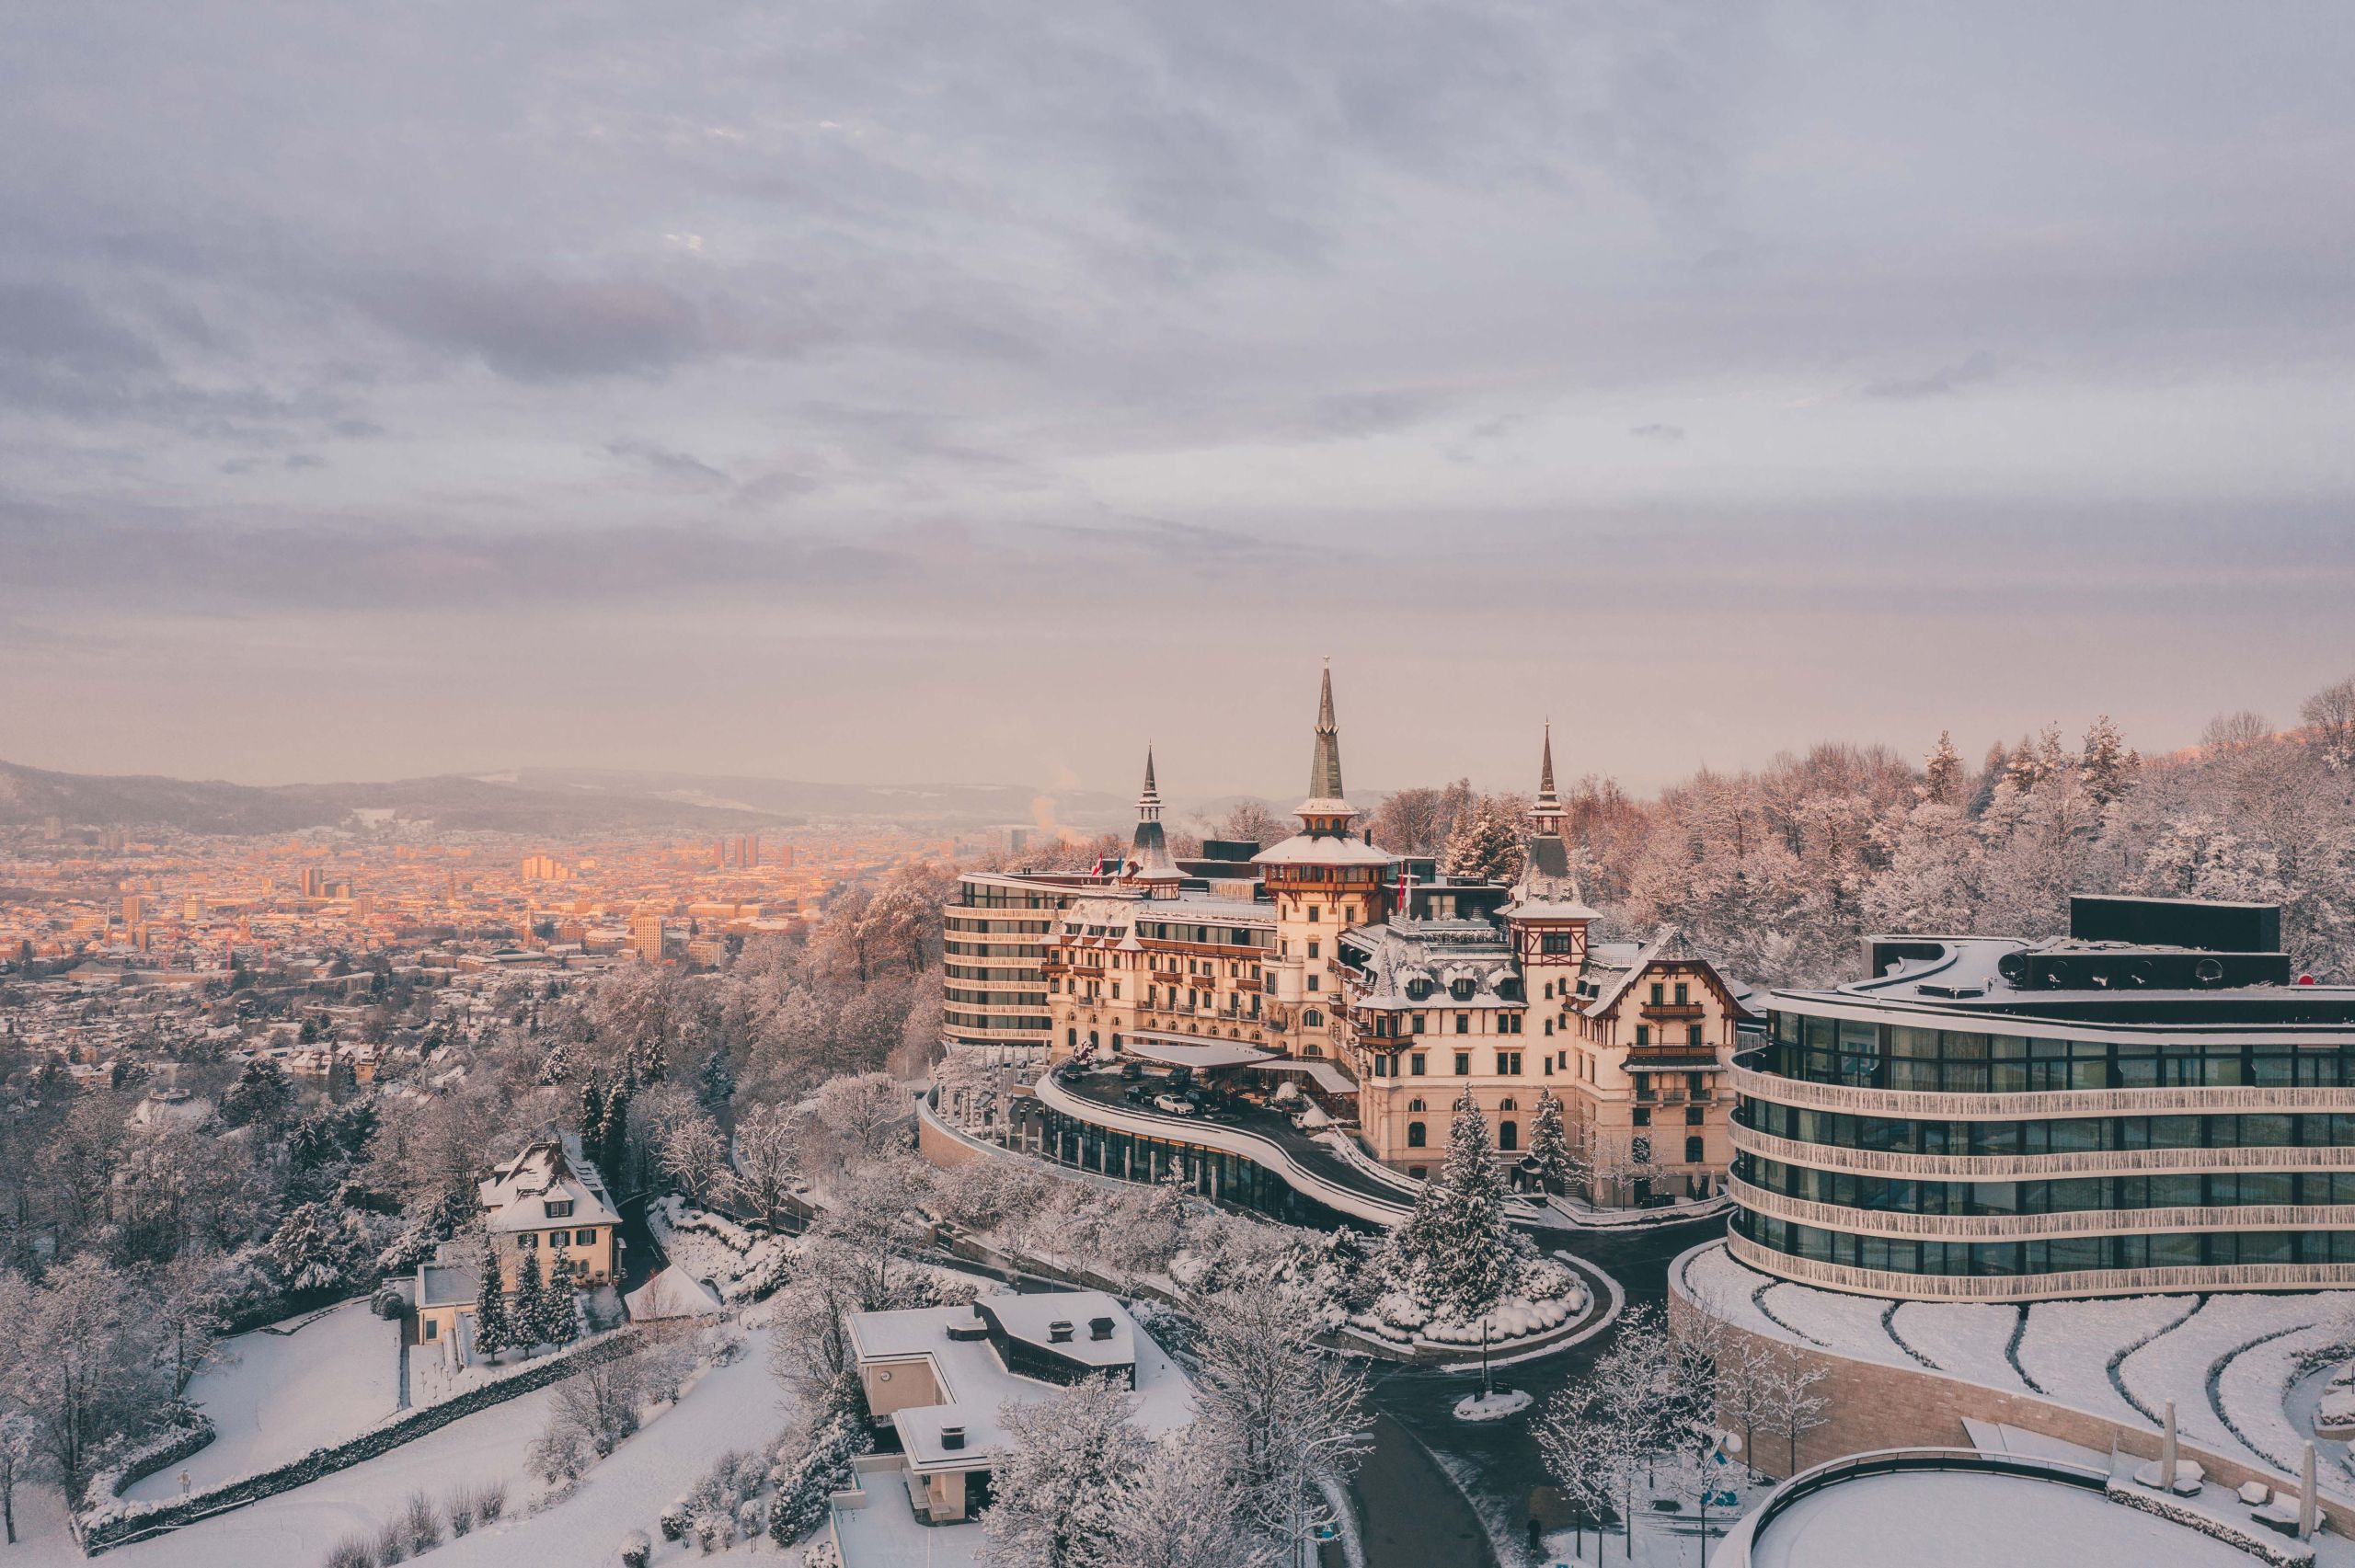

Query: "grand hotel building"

xmin=938 ymin=667 xmax=1757 ymax=1214
xmin=1729 ymin=895 xmax=2355 ymax=1300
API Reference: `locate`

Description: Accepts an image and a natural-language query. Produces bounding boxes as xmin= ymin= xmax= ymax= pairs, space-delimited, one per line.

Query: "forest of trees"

xmin=997 ymin=673 xmax=2355 ymax=988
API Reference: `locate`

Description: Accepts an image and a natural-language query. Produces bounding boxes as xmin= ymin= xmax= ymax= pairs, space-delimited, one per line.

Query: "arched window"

xmin=1499 ymin=1121 xmax=1519 ymax=1151
xmin=1499 ymin=1097 xmax=1518 ymax=1111
xmin=1407 ymin=1121 xmax=1427 ymax=1148
xmin=1303 ymin=1009 xmax=1323 ymax=1027
xmin=1304 ymin=1045 xmax=1322 ymax=1058
xmin=1067 ymin=1028 xmax=1077 ymax=1047
xmin=1407 ymin=1098 xmax=1426 ymax=1112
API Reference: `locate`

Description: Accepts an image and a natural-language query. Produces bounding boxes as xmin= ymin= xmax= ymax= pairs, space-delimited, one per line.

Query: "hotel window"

xmin=1674 ymin=982 xmax=1689 ymax=1005
xmin=1308 ymin=975 xmax=1320 ymax=991
xmin=1636 ymin=1024 xmax=1651 ymax=1047
xmin=1633 ymin=1107 xmax=1651 ymax=1127
xmin=1413 ymin=1013 xmax=1428 ymax=1033
xmin=1455 ymin=1013 xmax=1470 ymax=1034
xmin=1649 ymin=982 xmax=1665 ymax=1004
xmin=575 ymin=1228 xmax=596 ymax=1246
xmin=549 ymin=1229 xmax=570 ymax=1247
xmin=1687 ymin=1024 xmax=1704 ymax=1047
xmin=1497 ymin=1052 xmax=1522 ymax=1075
xmin=1408 ymin=1098 xmax=1426 ymax=1111
xmin=1499 ymin=1122 xmax=1519 ymax=1151
xmin=517 ymin=1232 xmax=539 ymax=1249
xmin=1684 ymin=1136 xmax=1705 ymax=1164
xmin=1407 ymin=1122 xmax=1427 ymax=1148
xmin=1410 ymin=1054 xmax=1427 ymax=1075
xmin=1454 ymin=1052 xmax=1471 ymax=1075
xmin=1307 ymin=942 xmax=1320 ymax=959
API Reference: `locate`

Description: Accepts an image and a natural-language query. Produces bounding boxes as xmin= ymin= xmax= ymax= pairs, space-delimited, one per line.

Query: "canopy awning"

xmin=1121 ymin=1032 xmax=1277 ymax=1070
xmin=1259 ymin=1058 xmax=1357 ymax=1094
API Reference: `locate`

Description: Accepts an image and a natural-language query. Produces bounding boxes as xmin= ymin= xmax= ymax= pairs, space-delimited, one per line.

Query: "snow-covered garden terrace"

xmin=1679 ymin=1238 xmax=2355 ymax=1515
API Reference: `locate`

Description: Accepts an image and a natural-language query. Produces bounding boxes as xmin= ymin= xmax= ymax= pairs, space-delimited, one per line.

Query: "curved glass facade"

xmin=1733 ymin=1005 xmax=2355 ymax=1299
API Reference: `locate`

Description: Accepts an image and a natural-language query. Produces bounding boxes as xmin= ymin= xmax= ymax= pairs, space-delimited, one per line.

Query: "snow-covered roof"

xmin=849 ymin=1292 xmax=1192 ymax=1474
xmin=625 ymin=1264 xmax=724 ymax=1321
xmin=419 ymin=1260 xmax=479 ymax=1309
xmin=478 ymin=1129 xmax=620 ymax=1234
xmin=1348 ymin=921 xmax=1521 ymax=1009
xmin=1252 ymin=830 xmax=1397 ymax=868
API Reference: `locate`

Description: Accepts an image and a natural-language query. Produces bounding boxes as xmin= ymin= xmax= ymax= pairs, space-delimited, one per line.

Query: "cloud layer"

xmin=2 ymin=2 xmax=2351 ymax=792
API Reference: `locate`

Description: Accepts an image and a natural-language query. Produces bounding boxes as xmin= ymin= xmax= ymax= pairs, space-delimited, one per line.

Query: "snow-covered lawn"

xmin=1681 ymin=1241 xmax=2355 ymax=1507
xmin=121 ymin=1298 xmax=400 ymax=1502
xmin=648 ymin=1197 xmax=789 ymax=1304
xmin=1888 ymin=1301 xmax=2030 ymax=1391
xmin=1741 ymin=1471 xmax=2250 ymax=1568
xmin=2014 ymin=1295 xmax=2197 ymax=1424
xmin=14 ymin=1309 xmax=790 ymax=1568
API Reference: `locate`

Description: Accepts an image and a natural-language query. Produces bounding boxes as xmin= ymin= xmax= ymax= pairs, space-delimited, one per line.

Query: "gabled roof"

xmin=478 ymin=1128 xmax=620 ymax=1234
xmin=1580 ymin=925 xmax=1756 ymax=1021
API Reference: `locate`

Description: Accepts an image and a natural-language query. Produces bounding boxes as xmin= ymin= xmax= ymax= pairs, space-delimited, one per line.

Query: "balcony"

xmin=1729 ymin=1063 xmax=2355 ymax=1122
xmin=1723 ymin=1228 xmax=2355 ymax=1303
xmin=1640 ymin=1001 xmax=1706 ymax=1023
xmin=1728 ymin=1172 xmax=2355 ymax=1242
xmin=1731 ymin=1120 xmax=2355 ymax=1180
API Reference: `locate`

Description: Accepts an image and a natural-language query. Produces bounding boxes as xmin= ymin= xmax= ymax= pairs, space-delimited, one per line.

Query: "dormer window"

xmin=1450 ymin=978 xmax=1476 ymax=1001
xmin=1406 ymin=979 xmax=1432 ymax=1001
xmin=545 ymin=1199 xmax=574 ymax=1219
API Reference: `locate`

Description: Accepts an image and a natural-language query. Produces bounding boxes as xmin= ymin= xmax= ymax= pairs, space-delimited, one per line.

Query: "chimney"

xmin=1048 ymin=1320 xmax=1074 ymax=1344
xmin=1090 ymin=1316 xmax=1116 ymax=1341
xmin=941 ymin=1425 xmax=965 ymax=1451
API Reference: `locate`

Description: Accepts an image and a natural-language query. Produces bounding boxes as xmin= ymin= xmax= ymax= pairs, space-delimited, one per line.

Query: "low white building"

xmin=828 ymin=1290 xmax=1191 ymax=1567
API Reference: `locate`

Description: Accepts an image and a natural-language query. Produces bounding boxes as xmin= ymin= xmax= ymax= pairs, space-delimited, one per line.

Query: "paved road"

xmin=1350 ymin=1218 xmax=1725 ymax=1568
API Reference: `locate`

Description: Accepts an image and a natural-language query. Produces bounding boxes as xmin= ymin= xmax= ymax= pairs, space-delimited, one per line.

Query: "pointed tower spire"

xmin=1138 ymin=744 xmax=1162 ymax=821
xmin=1302 ymin=659 xmax=1350 ymax=819
xmin=1531 ymin=721 xmax=1564 ymax=836
xmin=1128 ymin=743 xmax=1180 ymax=889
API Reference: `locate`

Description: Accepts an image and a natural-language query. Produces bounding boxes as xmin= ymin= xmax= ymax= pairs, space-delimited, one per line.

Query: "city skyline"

xmin=4 ymin=3 xmax=2352 ymax=793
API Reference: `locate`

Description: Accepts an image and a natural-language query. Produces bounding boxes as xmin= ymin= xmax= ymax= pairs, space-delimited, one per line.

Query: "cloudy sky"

xmin=4 ymin=2 xmax=2351 ymax=799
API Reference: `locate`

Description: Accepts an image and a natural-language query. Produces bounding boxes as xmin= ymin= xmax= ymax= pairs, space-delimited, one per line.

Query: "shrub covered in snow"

xmin=619 ymin=1529 xmax=652 ymax=1568
xmin=672 ymin=1448 xmax=771 ymax=1551
xmin=766 ymin=1399 xmax=875 ymax=1549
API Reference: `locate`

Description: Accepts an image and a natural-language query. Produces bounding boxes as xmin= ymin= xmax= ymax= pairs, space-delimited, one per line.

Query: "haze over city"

xmin=6 ymin=3 xmax=2353 ymax=795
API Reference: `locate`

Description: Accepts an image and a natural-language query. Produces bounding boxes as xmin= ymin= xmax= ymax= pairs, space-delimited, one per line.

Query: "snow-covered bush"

xmin=675 ymin=1448 xmax=769 ymax=1551
xmin=322 ymin=1536 xmax=374 ymax=1568
xmin=399 ymin=1490 xmax=441 ymax=1553
xmin=660 ymin=1500 xmax=690 ymax=1542
xmin=477 ymin=1480 xmax=507 ymax=1523
xmin=619 ymin=1528 xmax=652 ymax=1568
xmin=374 ymin=1518 xmax=408 ymax=1564
xmin=767 ymin=1403 xmax=873 ymax=1549
xmin=800 ymin=1541 xmax=843 ymax=1568
xmin=445 ymin=1482 xmax=478 ymax=1537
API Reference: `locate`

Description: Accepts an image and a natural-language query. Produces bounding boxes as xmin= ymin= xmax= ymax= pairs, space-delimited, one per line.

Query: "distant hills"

xmin=0 ymin=759 xmax=1155 ymax=837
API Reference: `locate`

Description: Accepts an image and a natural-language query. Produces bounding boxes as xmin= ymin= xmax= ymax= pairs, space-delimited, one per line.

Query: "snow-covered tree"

xmin=2303 ymin=673 xmax=2355 ymax=773
xmin=729 ymin=1102 xmax=800 ymax=1228
xmin=1535 ymin=1379 xmax=1641 ymax=1564
xmin=655 ymin=1111 xmax=728 ymax=1205
xmin=0 ymin=1412 xmax=36 ymax=1545
xmin=473 ymin=1241 xmax=511 ymax=1361
xmin=1758 ymin=1341 xmax=1832 ymax=1476
xmin=1387 ymin=1092 xmax=1516 ymax=1344
xmin=981 ymin=1375 xmax=1145 ymax=1568
xmin=1093 ymin=1435 xmax=1281 ymax=1568
xmin=537 ymin=1248 xmax=580 ymax=1346
xmin=1921 ymin=730 xmax=1964 ymax=806
xmin=766 ymin=1397 xmax=874 ymax=1550
xmin=267 ymin=1201 xmax=355 ymax=1295
xmin=511 ymin=1248 xmax=548 ymax=1353
xmin=1188 ymin=1278 xmax=1371 ymax=1562
xmin=1526 ymin=1089 xmax=1572 ymax=1196
xmin=2078 ymin=715 xmax=2140 ymax=806
xmin=1440 ymin=795 xmax=1525 ymax=885
xmin=807 ymin=1072 xmax=911 ymax=1168
xmin=150 ymin=1252 xmax=229 ymax=1399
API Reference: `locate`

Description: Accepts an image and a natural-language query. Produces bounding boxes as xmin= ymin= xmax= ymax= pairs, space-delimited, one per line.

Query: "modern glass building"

xmin=942 ymin=872 xmax=1109 ymax=1055
xmin=1729 ymin=896 xmax=2355 ymax=1300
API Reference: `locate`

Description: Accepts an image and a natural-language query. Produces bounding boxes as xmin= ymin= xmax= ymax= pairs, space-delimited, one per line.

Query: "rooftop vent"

xmin=1090 ymin=1316 xmax=1117 ymax=1342
xmin=941 ymin=1425 xmax=965 ymax=1451
xmin=1048 ymin=1320 xmax=1074 ymax=1344
xmin=945 ymin=1313 xmax=990 ymax=1342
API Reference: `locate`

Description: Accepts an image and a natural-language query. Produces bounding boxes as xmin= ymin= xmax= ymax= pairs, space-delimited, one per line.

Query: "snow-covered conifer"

xmin=472 ymin=1240 xmax=511 ymax=1361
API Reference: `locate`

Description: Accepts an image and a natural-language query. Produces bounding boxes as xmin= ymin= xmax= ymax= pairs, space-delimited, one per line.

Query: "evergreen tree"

xmin=473 ymin=1241 xmax=511 ymax=1361
xmin=1922 ymin=731 xmax=1964 ymax=806
xmin=580 ymin=1073 xmax=605 ymax=1147
xmin=1439 ymin=796 xmax=1524 ymax=885
xmin=1526 ymin=1089 xmax=1572 ymax=1196
xmin=2079 ymin=715 xmax=2140 ymax=806
xmin=540 ymin=1247 xmax=580 ymax=1345
xmin=1389 ymin=1092 xmax=1517 ymax=1331
xmin=597 ymin=1082 xmax=632 ymax=1180
xmin=511 ymin=1246 xmax=547 ymax=1352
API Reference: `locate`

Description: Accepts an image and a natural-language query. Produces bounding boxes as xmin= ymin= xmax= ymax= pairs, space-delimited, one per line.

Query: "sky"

xmin=3 ymin=1 xmax=2352 ymax=800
